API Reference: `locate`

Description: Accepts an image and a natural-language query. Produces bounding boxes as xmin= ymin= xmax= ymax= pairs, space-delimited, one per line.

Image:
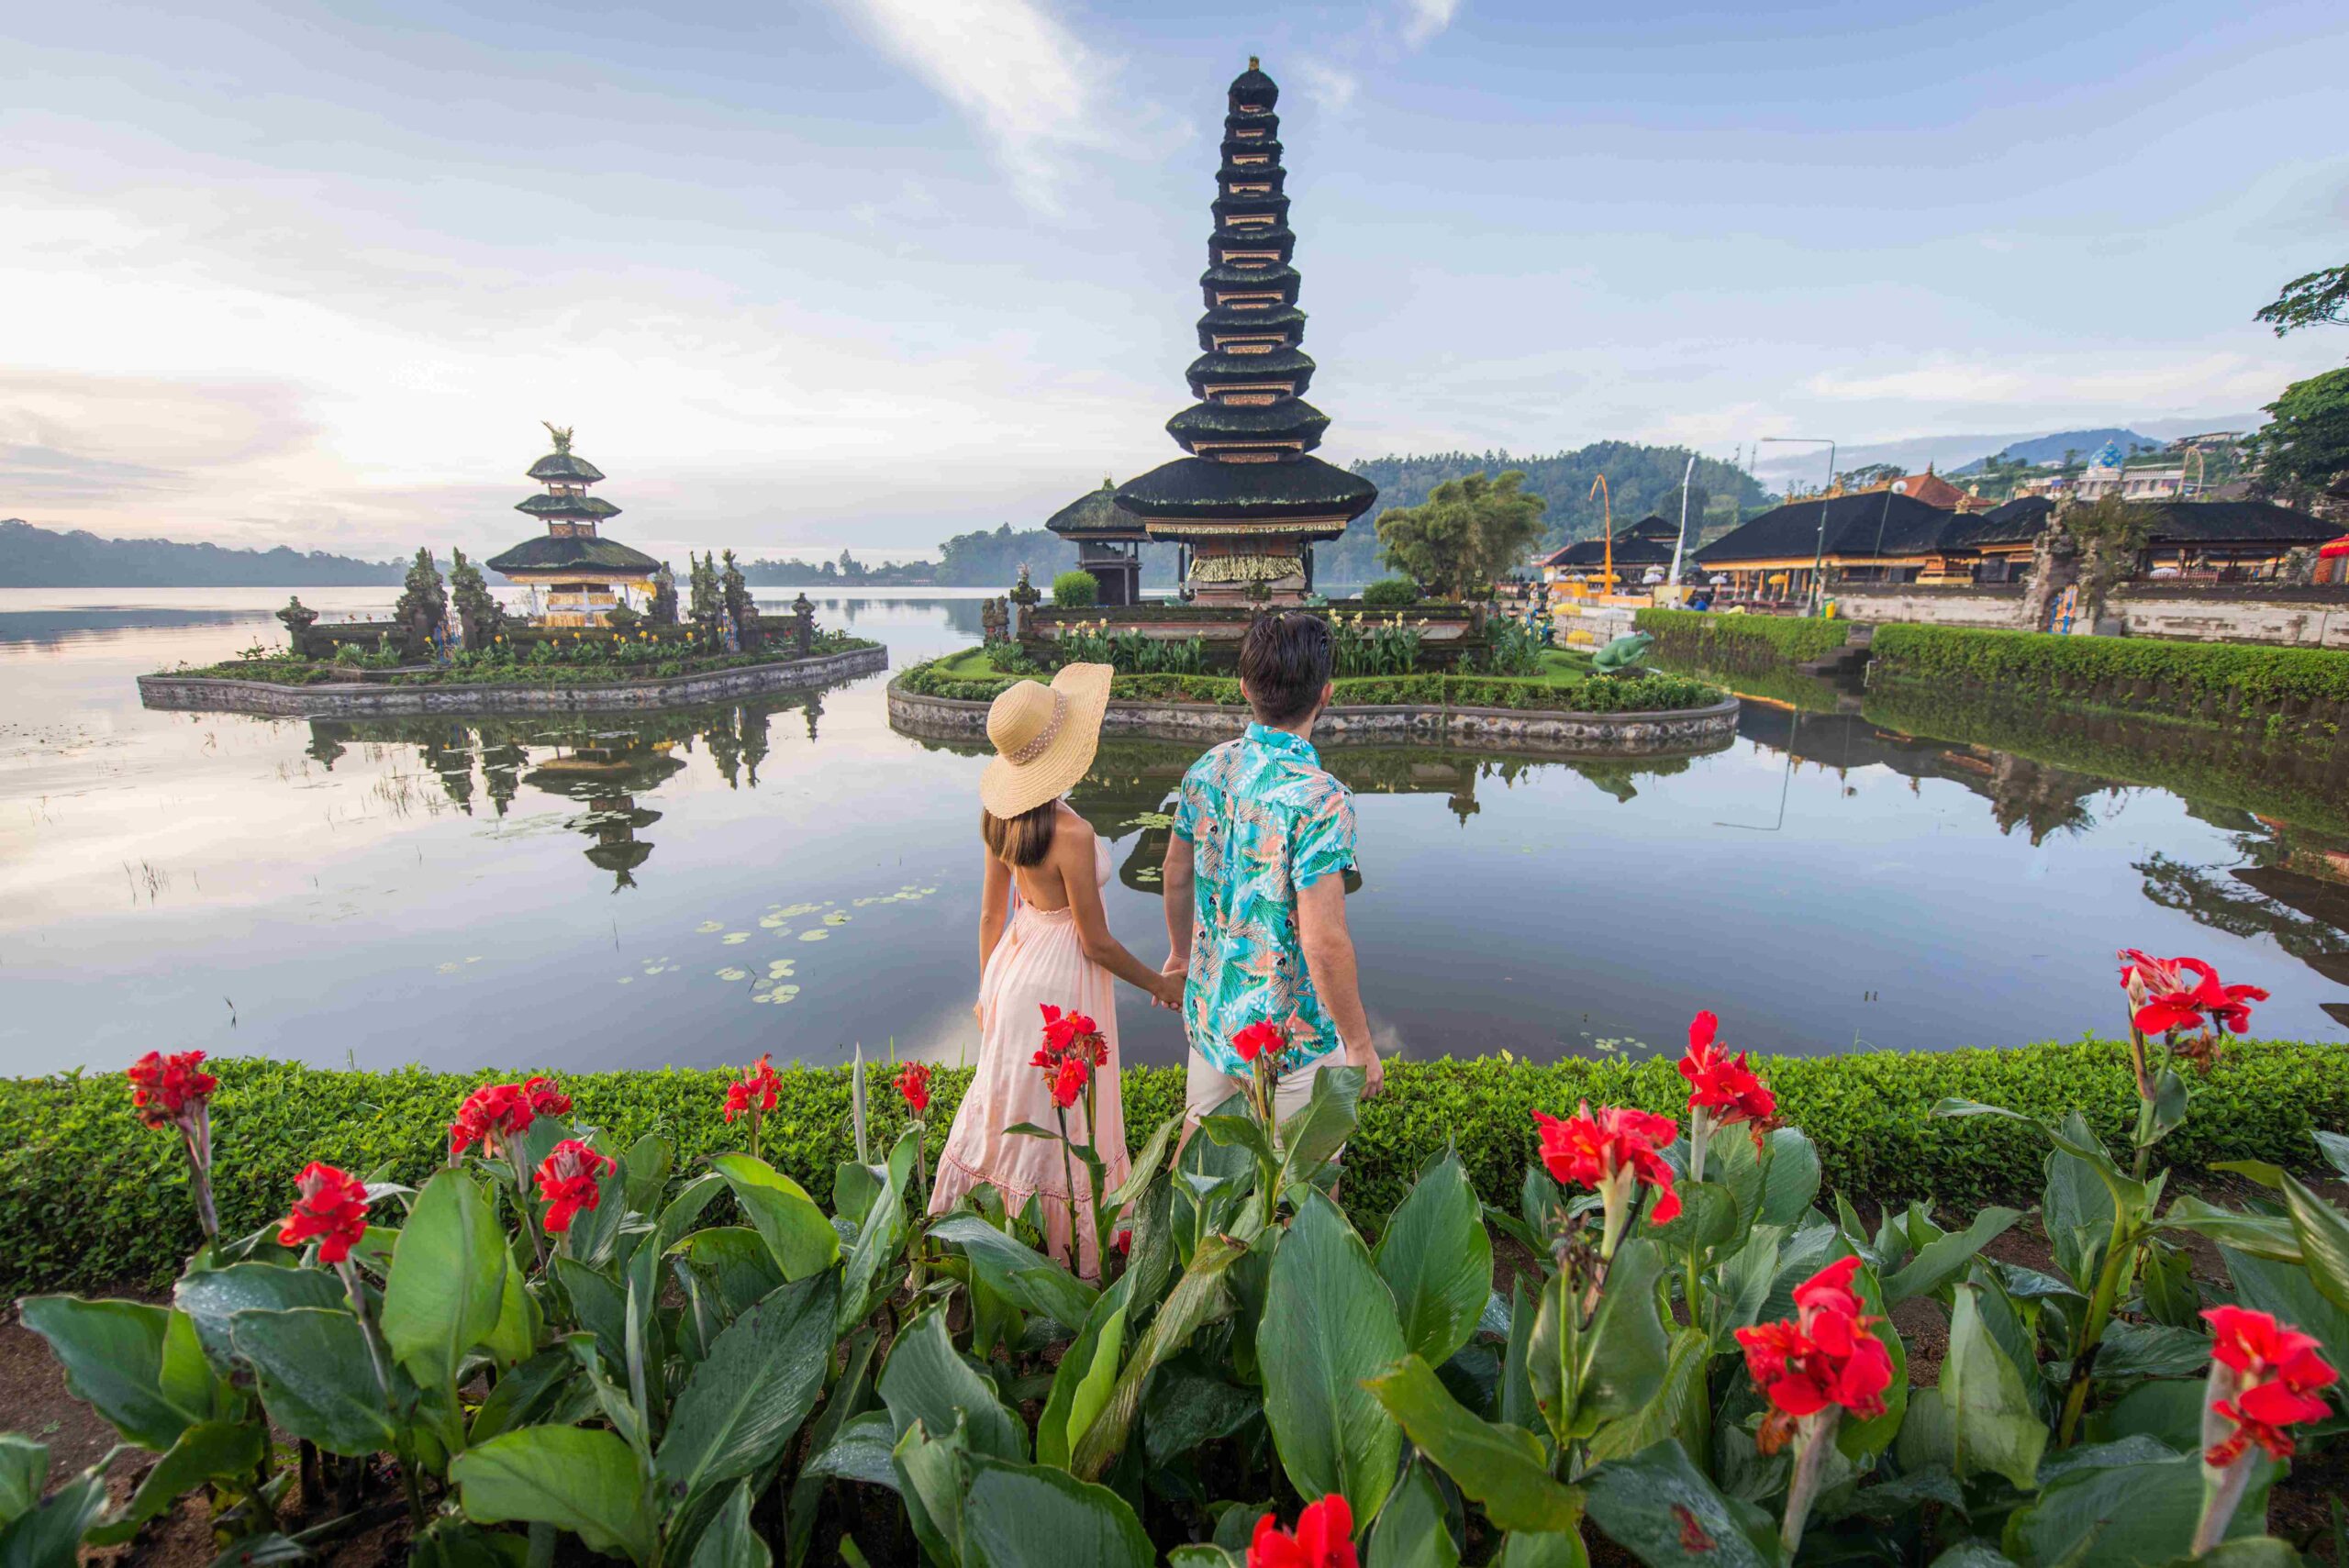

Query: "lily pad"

xmin=824 ymin=912 xmax=852 ymax=927
xmin=721 ymin=932 xmax=750 ymax=945
xmin=774 ymin=902 xmax=822 ymax=918
xmin=798 ymin=929 xmax=829 ymax=943
xmin=696 ymin=920 xmax=725 ymax=933
xmin=716 ymin=967 xmax=749 ymax=983
xmin=767 ymin=961 xmax=796 ymax=979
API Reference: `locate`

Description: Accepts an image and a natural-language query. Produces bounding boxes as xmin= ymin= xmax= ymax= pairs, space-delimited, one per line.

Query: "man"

xmin=1161 ymin=612 xmax=1384 ymax=1129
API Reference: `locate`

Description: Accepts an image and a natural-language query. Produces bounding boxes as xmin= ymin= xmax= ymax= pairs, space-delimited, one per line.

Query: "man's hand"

xmin=1349 ymin=1042 xmax=1386 ymax=1099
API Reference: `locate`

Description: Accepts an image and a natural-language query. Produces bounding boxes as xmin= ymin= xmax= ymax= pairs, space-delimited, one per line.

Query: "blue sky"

xmin=4 ymin=0 xmax=2344 ymax=563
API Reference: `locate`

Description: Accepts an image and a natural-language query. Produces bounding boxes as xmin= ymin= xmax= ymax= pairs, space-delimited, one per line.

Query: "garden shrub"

xmin=1870 ymin=623 xmax=2349 ymax=728
xmin=1360 ymin=576 xmax=1420 ymax=607
xmin=6 ymin=1039 xmax=2342 ymax=1296
xmin=1050 ymin=569 xmax=1097 ymax=608
xmin=1636 ymin=606 xmax=1853 ymax=665
xmin=898 ymin=658 xmax=1723 ymax=716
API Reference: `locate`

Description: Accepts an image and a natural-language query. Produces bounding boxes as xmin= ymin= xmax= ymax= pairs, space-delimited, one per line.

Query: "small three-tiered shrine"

xmin=1114 ymin=60 xmax=1376 ymax=605
xmin=488 ymin=424 xmax=660 ymax=626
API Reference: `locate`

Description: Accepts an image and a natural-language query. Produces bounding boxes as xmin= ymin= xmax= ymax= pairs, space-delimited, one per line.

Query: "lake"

xmin=3 ymin=586 xmax=2343 ymax=1078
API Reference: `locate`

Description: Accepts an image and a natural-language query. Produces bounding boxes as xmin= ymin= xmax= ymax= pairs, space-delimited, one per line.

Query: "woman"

xmin=930 ymin=662 xmax=1183 ymax=1278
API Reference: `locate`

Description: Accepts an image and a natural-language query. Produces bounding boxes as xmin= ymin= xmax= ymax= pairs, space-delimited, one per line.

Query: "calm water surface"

xmin=3 ymin=587 xmax=2343 ymax=1076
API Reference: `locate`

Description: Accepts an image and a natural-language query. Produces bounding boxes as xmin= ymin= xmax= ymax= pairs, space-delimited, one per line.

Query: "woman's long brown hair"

xmin=981 ymin=800 xmax=1057 ymax=868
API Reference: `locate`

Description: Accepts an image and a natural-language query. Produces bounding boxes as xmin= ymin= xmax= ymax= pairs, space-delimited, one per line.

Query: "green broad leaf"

xmin=173 ymin=1263 xmax=345 ymax=1370
xmin=1499 ymin=1277 xmax=1538 ymax=1433
xmin=654 ymin=1173 xmax=727 ymax=1256
xmin=1709 ymin=1226 xmax=1786 ymax=1351
xmin=563 ymin=1332 xmax=651 ymax=1460
xmin=1531 ymin=1239 xmax=1671 ymax=1443
xmin=1587 ymin=1328 xmax=1714 ymax=1466
xmin=469 ymin=1349 xmax=577 ymax=1445
xmin=2154 ymin=1197 xmax=2300 ymax=1263
xmin=2153 ymin=1539 xmax=2304 ymax=1568
xmin=669 ymin=1228 xmax=787 ymax=1325
xmin=559 ymin=1153 xmax=631 ymax=1273
xmin=1259 ymin=1189 xmax=1407 ymax=1524
xmin=1140 ymin=1363 xmax=1260 ymax=1472
xmin=890 ymin=1418 xmax=971 ymax=1568
xmin=451 ymin=1424 xmax=655 ymax=1565
xmin=1198 ymin=1113 xmax=1274 ymax=1170
xmin=1071 ymin=1232 xmax=1248 ymax=1481
xmin=2139 ymin=1240 xmax=2199 ymax=1328
xmin=1940 ymin=1284 xmax=2046 ymax=1491
xmin=710 ymin=1155 xmax=841 ymax=1282
xmin=2275 ymin=1171 xmax=2349 ymax=1315
xmin=785 ymin=1329 xmax=883 ymax=1566
xmin=483 ymin=1254 xmax=538 ymax=1372
xmin=1275 ymin=1064 xmax=1364 ymax=1195
xmin=84 ymin=1418 xmax=262 ymax=1546
xmin=655 ymin=1272 xmax=839 ymax=1511
xmin=1648 ymin=1181 xmax=1742 ymax=1262
xmin=2083 ymin=1385 xmax=2202 ymax=1453
xmin=831 ymin=1162 xmax=885 ymax=1236
xmin=929 ymin=1213 xmax=1098 ymax=1329
xmin=961 ymin=1453 xmax=1155 ymax=1568
xmin=880 ymin=1307 xmax=1027 ymax=1462
xmin=1926 ymin=1543 xmax=2018 ymax=1568
xmin=686 ymin=1481 xmax=769 ymax=1568
xmin=1370 ymin=1459 xmax=1458 ymax=1568
xmin=17 ymin=1296 xmax=210 ymax=1451
xmin=2314 ymin=1129 xmax=2349 ymax=1182
xmin=0 ymin=1433 xmax=47 ymax=1528
xmin=2009 ymin=1452 xmax=2266 ymax=1567
xmin=228 ymin=1307 xmax=397 ymax=1457
xmin=837 ymin=1162 xmax=907 ymax=1338
xmin=1495 ymin=1530 xmax=1593 ymax=1568
xmin=407 ymin=1518 xmax=532 ymax=1568
xmin=0 ymin=1473 xmax=107 ymax=1568
xmin=1583 ymin=1439 xmax=1775 ymax=1568
xmin=800 ymin=1410 xmax=900 ymax=1489
xmin=1168 ymin=1549 xmax=1245 ymax=1568
xmin=557 ymin=1257 xmax=629 ymax=1373
xmin=1883 ymin=1207 xmax=2023 ymax=1307
xmin=623 ymin=1135 xmax=674 ymax=1216
xmin=1364 ymin=1353 xmax=1584 ymax=1535
xmin=1039 ymin=1297 xmax=1128 ymax=1470
xmin=1104 ymin=1110 xmax=1186 ymax=1212
xmin=1373 ymin=1149 xmax=1494 ymax=1369
xmin=381 ymin=1169 xmax=508 ymax=1397
xmin=2221 ymin=1245 xmax=2349 ymax=1380
xmin=2090 ymin=1321 xmax=2213 ymax=1380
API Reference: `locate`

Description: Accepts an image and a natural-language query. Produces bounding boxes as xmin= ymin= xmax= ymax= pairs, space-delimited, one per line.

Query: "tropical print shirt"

xmin=1173 ymin=722 xmax=1358 ymax=1075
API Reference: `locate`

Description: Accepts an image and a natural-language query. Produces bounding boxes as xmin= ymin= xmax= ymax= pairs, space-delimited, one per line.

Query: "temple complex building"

xmin=1044 ymin=479 xmax=1148 ymax=606
xmin=1114 ymin=61 xmax=1375 ymax=604
xmin=488 ymin=425 xmax=660 ymax=627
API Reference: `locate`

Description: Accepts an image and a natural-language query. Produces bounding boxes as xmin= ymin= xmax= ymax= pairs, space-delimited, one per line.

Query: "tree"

xmin=1374 ymin=469 xmax=1548 ymax=600
xmin=688 ymin=551 xmax=721 ymax=636
xmin=447 ymin=548 xmax=503 ymax=648
xmin=391 ymin=547 xmax=448 ymax=656
xmin=838 ymin=548 xmax=863 ymax=580
xmin=1840 ymin=462 xmax=1903 ymax=488
xmin=2254 ymin=263 xmax=2349 ymax=337
xmin=2247 ymin=368 xmax=2349 ymax=503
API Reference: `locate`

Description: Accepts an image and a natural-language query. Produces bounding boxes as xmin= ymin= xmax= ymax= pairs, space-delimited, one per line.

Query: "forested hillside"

xmin=0 ymin=519 xmax=414 ymax=586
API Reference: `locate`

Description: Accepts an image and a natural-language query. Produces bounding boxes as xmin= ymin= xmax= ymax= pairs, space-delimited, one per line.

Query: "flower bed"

xmin=896 ymin=654 xmax=1723 ymax=716
xmin=161 ymin=633 xmax=877 ymax=688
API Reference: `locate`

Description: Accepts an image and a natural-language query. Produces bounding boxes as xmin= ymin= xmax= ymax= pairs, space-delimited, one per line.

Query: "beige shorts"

xmin=1184 ymin=1048 xmax=1344 ymax=1131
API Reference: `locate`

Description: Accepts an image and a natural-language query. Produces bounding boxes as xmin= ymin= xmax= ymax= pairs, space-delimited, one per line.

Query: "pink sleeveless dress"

xmin=930 ymin=832 xmax=1130 ymax=1280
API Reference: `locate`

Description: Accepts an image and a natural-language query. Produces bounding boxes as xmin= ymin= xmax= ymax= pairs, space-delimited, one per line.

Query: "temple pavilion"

xmin=488 ymin=424 xmax=660 ymax=627
xmin=1045 ymin=479 xmax=1147 ymax=606
xmin=1114 ymin=61 xmax=1376 ymax=605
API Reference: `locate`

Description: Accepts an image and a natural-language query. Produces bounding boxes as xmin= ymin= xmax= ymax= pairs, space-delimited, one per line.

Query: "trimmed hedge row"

xmin=1636 ymin=606 xmax=1854 ymax=666
xmin=1869 ymin=623 xmax=2349 ymax=719
xmin=896 ymin=659 xmax=1721 ymax=716
xmin=6 ymin=1039 xmax=2343 ymax=1295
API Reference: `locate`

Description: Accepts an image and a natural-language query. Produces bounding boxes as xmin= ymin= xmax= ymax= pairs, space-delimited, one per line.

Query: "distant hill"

xmin=0 ymin=519 xmax=420 ymax=587
xmin=1312 ymin=443 xmax=1769 ymax=581
xmin=1949 ymin=428 xmax=2161 ymax=474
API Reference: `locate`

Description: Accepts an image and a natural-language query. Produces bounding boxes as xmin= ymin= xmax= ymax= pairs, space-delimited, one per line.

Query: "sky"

xmin=4 ymin=0 xmax=2345 ymax=565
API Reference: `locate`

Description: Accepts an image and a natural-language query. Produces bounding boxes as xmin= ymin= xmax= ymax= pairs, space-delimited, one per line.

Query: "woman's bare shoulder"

xmin=1052 ymin=804 xmax=1097 ymax=848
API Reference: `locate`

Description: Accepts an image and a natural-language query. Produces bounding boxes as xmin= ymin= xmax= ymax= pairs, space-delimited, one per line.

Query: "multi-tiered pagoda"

xmin=1115 ymin=60 xmax=1375 ymax=604
xmin=487 ymin=424 xmax=660 ymax=627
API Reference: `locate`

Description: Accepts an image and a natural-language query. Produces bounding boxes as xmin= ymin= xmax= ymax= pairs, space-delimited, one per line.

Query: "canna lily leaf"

xmin=1364 ymin=1353 xmax=1583 ymax=1535
xmin=1373 ymin=1148 xmax=1493 ymax=1370
xmin=1259 ymin=1190 xmax=1406 ymax=1524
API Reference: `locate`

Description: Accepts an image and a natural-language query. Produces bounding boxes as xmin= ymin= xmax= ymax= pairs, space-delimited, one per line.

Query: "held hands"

xmin=1146 ymin=959 xmax=1186 ymax=1010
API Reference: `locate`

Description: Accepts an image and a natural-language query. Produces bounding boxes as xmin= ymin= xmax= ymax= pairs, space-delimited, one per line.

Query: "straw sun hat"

xmin=978 ymin=662 xmax=1114 ymax=818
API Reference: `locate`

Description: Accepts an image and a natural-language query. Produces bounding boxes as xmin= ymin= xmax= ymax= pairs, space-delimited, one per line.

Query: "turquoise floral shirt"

xmin=1174 ymin=723 xmax=1359 ymax=1075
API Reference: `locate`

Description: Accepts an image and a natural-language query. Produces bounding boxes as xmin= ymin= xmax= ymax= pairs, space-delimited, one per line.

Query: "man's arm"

xmin=1161 ymin=833 xmax=1196 ymax=976
xmin=1295 ymin=874 xmax=1383 ymax=1097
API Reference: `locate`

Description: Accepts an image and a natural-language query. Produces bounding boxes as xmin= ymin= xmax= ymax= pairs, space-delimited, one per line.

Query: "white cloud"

xmin=1295 ymin=61 xmax=1361 ymax=115
xmin=1401 ymin=0 xmax=1463 ymax=47
xmin=830 ymin=0 xmax=1155 ymax=216
xmin=1803 ymin=351 xmax=2290 ymax=411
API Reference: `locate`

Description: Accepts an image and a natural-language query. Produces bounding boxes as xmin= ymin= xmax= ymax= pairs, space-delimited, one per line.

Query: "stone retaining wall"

xmin=138 ymin=645 xmax=889 ymax=717
xmin=888 ymin=679 xmax=1739 ymax=756
xmin=1833 ymin=583 xmax=2349 ymax=648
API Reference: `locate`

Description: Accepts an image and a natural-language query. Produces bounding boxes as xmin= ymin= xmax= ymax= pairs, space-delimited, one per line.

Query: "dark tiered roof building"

xmin=1114 ymin=61 xmax=1376 ymax=604
xmin=1044 ymin=478 xmax=1149 ymax=606
xmin=1541 ymin=515 xmax=1683 ymax=574
xmin=488 ymin=425 xmax=660 ymax=626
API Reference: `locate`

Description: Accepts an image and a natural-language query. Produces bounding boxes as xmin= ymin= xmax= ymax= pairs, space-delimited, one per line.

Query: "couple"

xmin=929 ymin=612 xmax=1385 ymax=1277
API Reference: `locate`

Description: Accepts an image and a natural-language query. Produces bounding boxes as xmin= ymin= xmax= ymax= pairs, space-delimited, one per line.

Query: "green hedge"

xmin=6 ymin=1040 xmax=2343 ymax=1295
xmin=172 ymin=638 xmax=878 ymax=689
xmin=1636 ymin=606 xmax=1854 ymax=665
xmin=897 ymin=660 xmax=1721 ymax=716
xmin=1870 ymin=624 xmax=2349 ymax=721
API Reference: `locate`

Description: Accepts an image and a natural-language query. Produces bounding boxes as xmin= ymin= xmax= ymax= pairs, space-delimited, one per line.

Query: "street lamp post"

xmin=1761 ymin=437 xmax=1836 ymax=616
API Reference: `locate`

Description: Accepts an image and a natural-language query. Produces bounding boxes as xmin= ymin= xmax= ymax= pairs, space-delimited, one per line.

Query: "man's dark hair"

xmin=1238 ymin=612 xmax=1333 ymax=726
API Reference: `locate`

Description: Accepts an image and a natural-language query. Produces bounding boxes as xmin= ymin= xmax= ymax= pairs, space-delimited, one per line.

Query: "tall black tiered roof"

xmin=1116 ymin=61 xmax=1377 ymax=538
xmin=489 ymin=426 xmax=658 ymax=579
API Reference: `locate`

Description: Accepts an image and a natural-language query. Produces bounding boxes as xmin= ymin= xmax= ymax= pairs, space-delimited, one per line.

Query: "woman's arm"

xmin=1060 ymin=820 xmax=1185 ymax=1006
xmin=978 ymin=850 xmax=1010 ymax=981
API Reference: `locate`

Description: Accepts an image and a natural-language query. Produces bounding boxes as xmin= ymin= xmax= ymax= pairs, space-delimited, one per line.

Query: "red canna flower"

xmin=1230 ymin=1020 xmax=1286 ymax=1063
xmin=1679 ymin=1012 xmax=1776 ymax=1128
xmin=2201 ymin=1306 xmax=2339 ymax=1464
xmin=895 ymin=1061 xmax=932 ymax=1116
xmin=1249 ymin=1494 xmax=1357 ymax=1568
xmin=535 ymin=1139 xmax=617 ymax=1235
xmin=2118 ymin=951 xmax=2268 ymax=1037
xmin=1112 ymin=1228 xmax=1132 ymax=1256
xmin=1735 ymin=1255 xmax=1895 ymax=1450
xmin=1049 ymin=1054 xmax=1089 ymax=1110
xmin=1532 ymin=1102 xmax=1683 ymax=1227
xmin=723 ymin=1054 xmax=782 ymax=1123
xmin=279 ymin=1162 xmax=372 ymax=1263
xmin=449 ymin=1082 xmax=535 ymax=1159
xmin=127 ymin=1050 xmax=217 ymax=1129
xmin=522 ymin=1075 xmax=572 ymax=1118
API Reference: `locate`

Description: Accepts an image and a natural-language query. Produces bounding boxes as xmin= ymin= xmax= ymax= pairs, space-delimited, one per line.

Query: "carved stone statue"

xmin=791 ymin=591 xmax=816 ymax=657
xmin=276 ymin=595 xmax=319 ymax=659
xmin=649 ymin=562 xmax=680 ymax=626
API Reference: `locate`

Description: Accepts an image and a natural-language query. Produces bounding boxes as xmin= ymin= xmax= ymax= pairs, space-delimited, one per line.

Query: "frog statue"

xmin=1591 ymin=630 xmax=1655 ymax=674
